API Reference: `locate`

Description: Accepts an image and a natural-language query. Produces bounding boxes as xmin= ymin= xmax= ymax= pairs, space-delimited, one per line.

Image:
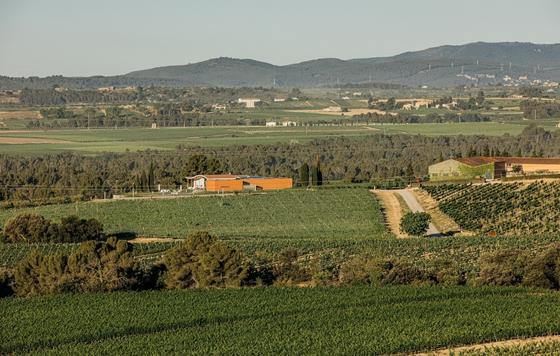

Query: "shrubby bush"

xmin=164 ymin=232 xmax=246 ymax=289
xmin=339 ymin=255 xmax=426 ymax=286
xmin=477 ymin=249 xmax=527 ymax=286
xmin=523 ymin=244 xmax=560 ymax=289
xmin=271 ymin=249 xmax=311 ymax=286
xmin=13 ymin=237 xmax=139 ymax=297
xmin=400 ymin=212 xmax=431 ymax=236
xmin=2 ymin=213 xmax=104 ymax=243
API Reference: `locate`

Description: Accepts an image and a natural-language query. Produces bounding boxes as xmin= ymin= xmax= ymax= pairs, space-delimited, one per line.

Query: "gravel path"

xmin=396 ymin=189 xmax=440 ymax=236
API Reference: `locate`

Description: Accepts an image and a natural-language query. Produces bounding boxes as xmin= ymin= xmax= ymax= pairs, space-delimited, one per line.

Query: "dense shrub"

xmin=425 ymin=259 xmax=467 ymax=286
xmin=477 ymin=249 xmax=527 ymax=286
xmin=164 ymin=232 xmax=246 ymax=289
xmin=523 ymin=244 xmax=560 ymax=289
xmin=339 ymin=255 xmax=425 ymax=286
xmin=400 ymin=212 xmax=431 ymax=236
xmin=272 ymin=249 xmax=311 ymax=285
xmin=2 ymin=213 xmax=104 ymax=243
xmin=3 ymin=214 xmax=51 ymax=243
xmin=338 ymin=255 xmax=386 ymax=286
xmin=13 ymin=237 xmax=139 ymax=296
xmin=244 ymin=255 xmax=275 ymax=286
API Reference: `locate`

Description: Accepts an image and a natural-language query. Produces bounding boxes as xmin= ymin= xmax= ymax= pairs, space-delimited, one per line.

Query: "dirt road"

xmin=395 ymin=189 xmax=440 ymax=236
xmin=372 ymin=190 xmax=406 ymax=238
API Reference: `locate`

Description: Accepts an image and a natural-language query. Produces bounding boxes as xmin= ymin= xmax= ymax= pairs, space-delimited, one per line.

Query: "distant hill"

xmin=3 ymin=42 xmax=560 ymax=89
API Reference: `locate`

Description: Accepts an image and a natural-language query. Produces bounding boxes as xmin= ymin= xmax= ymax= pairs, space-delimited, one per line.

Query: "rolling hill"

xmin=125 ymin=42 xmax=560 ymax=87
xmin=2 ymin=42 xmax=560 ymax=89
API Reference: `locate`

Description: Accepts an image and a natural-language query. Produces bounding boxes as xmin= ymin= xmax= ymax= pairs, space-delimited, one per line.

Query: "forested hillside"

xmin=2 ymin=42 xmax=559 ymax=89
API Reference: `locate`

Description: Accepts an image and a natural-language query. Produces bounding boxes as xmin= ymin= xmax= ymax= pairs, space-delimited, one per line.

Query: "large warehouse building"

xmin=429 ymin=157 xmax=560 ymax=181
xmin=186 ymin=174 xmax=293 ymax=192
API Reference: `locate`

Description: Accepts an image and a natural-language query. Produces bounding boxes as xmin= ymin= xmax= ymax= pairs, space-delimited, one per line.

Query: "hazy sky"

xmin=1 ymin=0 xmax=559 ymax=77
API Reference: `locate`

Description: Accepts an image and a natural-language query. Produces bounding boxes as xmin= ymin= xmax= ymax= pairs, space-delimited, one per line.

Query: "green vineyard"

xmin=423 ymin=181 xmax=560 ymax=235
xmin=3 ymin=286 xmax=560 ymax=355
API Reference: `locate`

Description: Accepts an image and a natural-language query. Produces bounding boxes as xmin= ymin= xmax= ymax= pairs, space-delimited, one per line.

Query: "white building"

xmin=273 ymin=98 xmax=286 ymax=102
xmin=238 ymin=98 xmax=261 ymax=108
xmin=282 ymin=121 xmax=297 ymax=127
xmin=265 ymin=121 xmax=277 ymax=127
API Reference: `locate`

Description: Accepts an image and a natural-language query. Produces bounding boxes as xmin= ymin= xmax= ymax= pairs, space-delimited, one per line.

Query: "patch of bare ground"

xmin=411 ymin=187 xmax=473 ymax=236
xmin=286 ymin=108 xmax=398 ymax=116
xmin=0 ymin=137 xmax=70 ymax=144
xmin=414 ymin=335 xmax=560 ymax=355
xmin=372 ymin=190 xmax=407 ymax=238
xmin=0 ymin=110 xmax=42 ymax=119
xmin=129 ymin=237 xmax=177 ymax=244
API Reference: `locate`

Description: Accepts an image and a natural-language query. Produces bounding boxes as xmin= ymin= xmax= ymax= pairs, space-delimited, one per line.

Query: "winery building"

xmin=429 ymin=157 xmax=560 ymax=181
xmin=186 ymin=174 xmax=293 ymax=192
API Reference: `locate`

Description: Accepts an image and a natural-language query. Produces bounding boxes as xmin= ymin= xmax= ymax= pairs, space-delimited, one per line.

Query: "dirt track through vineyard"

xmin=415 ymin=334 xmax=560 ymax=355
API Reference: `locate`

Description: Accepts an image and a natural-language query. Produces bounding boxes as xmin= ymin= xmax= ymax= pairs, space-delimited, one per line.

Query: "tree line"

xmin=4 ymin=230 xmax=560 ymax=298
xmin=0 ymin=125 xmax=558 ymax=204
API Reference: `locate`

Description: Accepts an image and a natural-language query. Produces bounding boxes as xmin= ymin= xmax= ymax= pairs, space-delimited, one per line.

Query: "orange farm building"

xmin=186 ymin=174 xmax=293 ymax=192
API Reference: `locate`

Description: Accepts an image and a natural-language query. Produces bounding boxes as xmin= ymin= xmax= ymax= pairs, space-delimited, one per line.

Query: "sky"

xmin=1 ymin=0 xmax=559 ymax=77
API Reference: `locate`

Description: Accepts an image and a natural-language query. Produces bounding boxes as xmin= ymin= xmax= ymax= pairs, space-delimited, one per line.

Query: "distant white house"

xmin=323 ymin=106 xmax=342 ymax=112
xmin=212 ymin=103 xmax=227 ymax=110
xmin=273 ymin=98 xmax=286 ymax=102
xmin=282 ymin=121 xmax=297 ymax=127
xmin=402 ymin=103 xmax=414 ymax=110
xmin=265 ymin=121 xmax=277 ymax=127
xmin=238 ymin=98 xmax=261 ymax=108
xmin=342 ymin=96 xmax=350 ymax=100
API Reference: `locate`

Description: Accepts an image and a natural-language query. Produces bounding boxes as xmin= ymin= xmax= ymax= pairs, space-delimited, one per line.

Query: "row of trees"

xmin=5 ymin=232 xmax=560 ymax=298
xmin=298 ymin=158 xmax=323 ymax=186
xmin=0 ymin=126 xmax=558 ymax=204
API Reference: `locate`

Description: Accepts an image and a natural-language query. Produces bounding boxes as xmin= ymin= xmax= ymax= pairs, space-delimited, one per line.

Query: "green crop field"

xmin=0 ymin=189 xmax=387 ymax=251
xmin=0 ymin=120 xmax=554 ymax=155
xmin=3 ymin=286 xmax=560 ymax=355
xmin=0 ymin=126 xmax=381 ymax=154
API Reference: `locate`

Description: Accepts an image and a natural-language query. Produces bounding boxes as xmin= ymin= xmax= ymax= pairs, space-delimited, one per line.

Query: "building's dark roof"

xmin=455 ymin=157 xmax=560 ymax=167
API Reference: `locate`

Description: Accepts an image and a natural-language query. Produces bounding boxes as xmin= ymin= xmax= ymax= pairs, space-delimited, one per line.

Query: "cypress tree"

xmin=299 ymin=163 xmax=309 ymax=187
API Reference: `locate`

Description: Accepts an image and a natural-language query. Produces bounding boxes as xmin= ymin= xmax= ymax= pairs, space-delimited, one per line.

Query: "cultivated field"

xmin=0 ymin=121 xmax=548 ymax=155
xmin=3 ymin=286 xmax=560 ymax=355
xmin=423 ymin=181 xmax=560 ymax=235
xmin=0 ymin=188 xmax=387 ymax=253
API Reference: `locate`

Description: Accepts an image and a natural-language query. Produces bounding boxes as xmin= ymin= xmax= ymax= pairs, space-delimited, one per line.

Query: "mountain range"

xmin=3 ymin=42 xmax=560 ymax=89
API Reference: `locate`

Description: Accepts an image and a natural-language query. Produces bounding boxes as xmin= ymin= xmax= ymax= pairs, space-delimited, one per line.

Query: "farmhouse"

xmin=185 ymin=174 xmax=293 ymax=192
xmin=238 ymin=98 xmax=261 ymax=108
xmin=429 ymin=157 xmax=560 ymax=181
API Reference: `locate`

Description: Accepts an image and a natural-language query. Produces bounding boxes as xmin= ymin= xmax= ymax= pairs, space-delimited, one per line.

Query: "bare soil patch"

xmin=415 ymin=335 xmax=560 ymax=355
xmin=287 ymin=108 xmax=397 ymax=116
xmin=372 ymin=190 xmax=406 ymax=238
xmin=0 ymin=110 xmax=42 ymax=120
xmin=0 ymin=137 xmax=70 ymax=144
xmin=129 ymin=237 xmax=177 ymax=244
